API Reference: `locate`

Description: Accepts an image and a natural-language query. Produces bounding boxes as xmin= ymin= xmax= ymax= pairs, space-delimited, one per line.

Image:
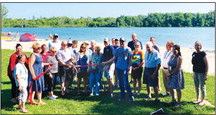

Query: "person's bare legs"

xmin=170 ymin=89 xmax=175 ymax=101
xmin=147 ymin=85 xmax=151 ymax=97
xmin=138 ymin=79 xmax=142 ymax=94
xmin=176 ymin=90 xmax=181 ymax=103
xmin=84 ymin=77 xmax=87 ymax=93
xmin=61 ymin=82 xmax=65 ymax=96
xmin=133 ymin=78 xmax=137 ymax=93
xmin=37 ymin=91 xmax=46 ymax=105
xmin=77 ymin=78 xmax=81 ymax=94
xmin=153 ymin=87 xmax=159 ymax=100
xmin=107 ymin=79 xmax=113 ymax=94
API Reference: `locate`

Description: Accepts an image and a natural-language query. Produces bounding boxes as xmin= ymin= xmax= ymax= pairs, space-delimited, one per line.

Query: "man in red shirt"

xmin=7 ymin=43 xmax=28 ymax=103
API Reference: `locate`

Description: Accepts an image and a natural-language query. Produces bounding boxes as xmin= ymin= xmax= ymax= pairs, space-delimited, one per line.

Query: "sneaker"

xmin=96 ymin=93 xmax=99 ymax=96
xmin=144 ymin=96 xmax=152 ymax=101
xmin=52 ymin=95 xmax=58 ymax=98
xmin=154 ymin=99 xmax=160 ymax=103
xmin=90 ymin=93 xmax=93 ymax=97
xmin=137 ymin=92 xmax=140 ymax=96
xmin=133 ymin=92 xmax=137 ymax=95
xmin=129 ymin=96 xmax=135 ymax=102
xmin=110 ymin=93 xmax=113 ymax=98
xmin=49 ymin=96 xmax=56 ymax=100
xmin=199 ymin=101 xmax=205 ymax=106
xmin=162 ymin=92 xmax=169 ymax=96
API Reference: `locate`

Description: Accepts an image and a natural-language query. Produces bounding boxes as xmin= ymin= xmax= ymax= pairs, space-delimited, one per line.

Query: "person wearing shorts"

xmin=57 ymin=41 xmax=76 ymax=97
xmin=102 ymin=38 xmax=115 ymax=97
xmin=131 ymin=41 xmax=144 ymax=95
xmin=143 ymin=42 xmax=161 ymax=103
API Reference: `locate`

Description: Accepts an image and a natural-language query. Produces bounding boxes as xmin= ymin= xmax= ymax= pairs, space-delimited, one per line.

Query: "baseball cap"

xmin=120 ymin=37 xmax=126 ymax=42
xmin=104 ymin=38 xmax=109 ymax=42
xmin=53 ymin=34 xmax=58 ymax=37
xmin=67 ymin=40 xmax=73 ymax=44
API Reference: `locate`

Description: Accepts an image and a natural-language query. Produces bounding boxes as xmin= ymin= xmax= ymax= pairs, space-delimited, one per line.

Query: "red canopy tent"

xmin=19 ymin=33 xmax=37 ymax=42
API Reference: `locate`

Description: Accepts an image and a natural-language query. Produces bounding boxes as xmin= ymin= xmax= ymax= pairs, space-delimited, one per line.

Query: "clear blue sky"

xmin=3 ymin=3 xmax=215 ymax=19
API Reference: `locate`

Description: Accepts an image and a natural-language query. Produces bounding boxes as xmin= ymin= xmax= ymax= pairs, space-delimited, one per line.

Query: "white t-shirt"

xmin=48 ymin=40 xmax=61 ymax=51
xmin=14 ymin=62 xmax=28 ymax=87
xmin=162 ymin=50 xmax=173 ymax=68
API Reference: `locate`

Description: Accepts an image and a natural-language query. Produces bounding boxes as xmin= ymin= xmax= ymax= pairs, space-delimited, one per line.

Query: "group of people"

xmin=7 ymin=33 xmax=209 ymax=113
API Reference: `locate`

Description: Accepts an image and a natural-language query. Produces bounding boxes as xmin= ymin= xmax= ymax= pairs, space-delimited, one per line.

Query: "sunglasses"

xmin=81 ymin=47 xmax=86 ymax=49
xmin=135 ymin=45 xmax=140 ymax=46
xmin=51 ymin=51 xmax=57 ymax=53
xmin=35 ymin=47 xmax=41 ymax=50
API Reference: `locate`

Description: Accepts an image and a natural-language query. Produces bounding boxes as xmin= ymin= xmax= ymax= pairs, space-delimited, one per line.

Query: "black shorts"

xmin=143 ymin=67 xmax=158 ymax=87
xmin=59 ymin=66 xmax=75 ymax=83
xmin=131 ymin=67 xmax=143 ymax=80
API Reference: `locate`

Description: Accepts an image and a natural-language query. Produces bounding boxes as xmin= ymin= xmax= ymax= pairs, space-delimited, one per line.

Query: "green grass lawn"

xmin=1 ymin=49 xmax=215 ymax=114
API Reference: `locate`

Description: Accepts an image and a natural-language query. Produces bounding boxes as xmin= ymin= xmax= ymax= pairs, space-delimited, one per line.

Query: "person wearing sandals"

xmin=143 ymin=42 xmax=161 ymax=103
xmin=192 ymin=41 xmax=208 ymax=106
xmin=28 ymin=42 xmax=52 ymax=105
xmin=46 ymin=46 xmax=59 ymax=100
xmin=131 ymin=41 xmax=144 ymax=96
xmin=14 ymin=54 xmax=29 ymax=113
xmin=89 ymin=46 xmax=103 ymax=96
xmin=167 ymin=44 xmax=184 ymax=107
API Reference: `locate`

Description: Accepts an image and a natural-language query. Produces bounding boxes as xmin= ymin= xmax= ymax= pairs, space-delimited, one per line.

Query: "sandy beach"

xmin=1 ymin=39 xmax=215 ymax=75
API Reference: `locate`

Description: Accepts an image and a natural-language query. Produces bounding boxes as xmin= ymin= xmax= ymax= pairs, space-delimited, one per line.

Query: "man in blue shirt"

xmin=103 ymin=38 xmax=134 ymax=102
xmin=150 ymin=37 xmax=162 ymax=92
xmin=143 ymin=41 xmax=161 ymax=103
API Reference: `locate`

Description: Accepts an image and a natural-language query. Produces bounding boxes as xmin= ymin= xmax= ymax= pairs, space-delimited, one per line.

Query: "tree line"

xmin=2 ymin=11 xmax=215 ymax=28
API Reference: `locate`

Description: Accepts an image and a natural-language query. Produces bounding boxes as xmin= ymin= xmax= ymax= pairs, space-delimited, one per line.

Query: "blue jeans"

xmin=89 ymin=72 xmax=101 ymax=94
xmin=116 ymin=68 xmax=133 ymax=99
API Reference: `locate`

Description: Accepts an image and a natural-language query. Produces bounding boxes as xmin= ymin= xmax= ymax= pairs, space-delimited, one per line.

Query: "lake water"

xmin=2 ymin=27 xmax=215 ymax=49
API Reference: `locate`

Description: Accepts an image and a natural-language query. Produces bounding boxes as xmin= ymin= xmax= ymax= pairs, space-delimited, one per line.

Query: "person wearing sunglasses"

xmin=77 ymin=43 xmax=90 ymax=94
xmin=28 ymin=42 xmax=51 ymax=105
xmin=131 ymin=41 xmax=144 ymax=96
xmin=48 ymin=34 xmax=61 ymax=51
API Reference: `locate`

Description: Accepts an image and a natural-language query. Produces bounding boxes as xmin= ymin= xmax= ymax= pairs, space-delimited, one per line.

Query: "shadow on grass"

xmin=1 ymin=81 xmax=11 ymax=85
xmin=1 ymin=89 xmax=17 ymax=111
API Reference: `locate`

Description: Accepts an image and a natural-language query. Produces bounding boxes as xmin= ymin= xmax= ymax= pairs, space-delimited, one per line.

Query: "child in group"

xmin=14 ymin=54 xmax=29 ymax=113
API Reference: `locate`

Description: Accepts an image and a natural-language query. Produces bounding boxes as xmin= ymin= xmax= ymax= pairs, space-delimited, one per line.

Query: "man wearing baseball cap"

xmin=102 ymin=38 xmax=115 ymax=97
xmin=103 ymin=37 xmax=134 ymax=102
xmin=48 ymin=34 xmax=61 ymax=51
